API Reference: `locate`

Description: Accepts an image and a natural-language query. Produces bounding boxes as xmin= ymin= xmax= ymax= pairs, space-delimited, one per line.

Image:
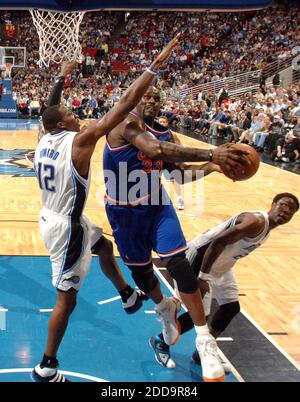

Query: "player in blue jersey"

xmin=31 ymin=35 xmax=180 ymax=383
xmin=103 ymin=85 xmax=249 ymax=382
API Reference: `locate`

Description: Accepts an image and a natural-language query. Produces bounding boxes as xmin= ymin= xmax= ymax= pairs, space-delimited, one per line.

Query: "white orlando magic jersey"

xmin=34 ymin=130 xmax=90 ymax=217
xmin=186 ymin=212 xmax=270 ymax=278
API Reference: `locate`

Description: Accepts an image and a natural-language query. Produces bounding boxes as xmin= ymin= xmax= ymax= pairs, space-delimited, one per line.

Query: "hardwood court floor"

xmin=0 ymin=127 xmax=299 ymax=365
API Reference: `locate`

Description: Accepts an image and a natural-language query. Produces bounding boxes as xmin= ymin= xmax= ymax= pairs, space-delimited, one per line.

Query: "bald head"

xmin=137 ymin=86 xmax=161 ymax=123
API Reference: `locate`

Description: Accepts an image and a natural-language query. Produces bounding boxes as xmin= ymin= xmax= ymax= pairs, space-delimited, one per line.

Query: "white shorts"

xmin=40 ymin=208 xmax=103 ymax=292
xmin=174 ymin=269 xmax=239 ymax=317
xmin=202 ymin=270 xmax=239 ymax=316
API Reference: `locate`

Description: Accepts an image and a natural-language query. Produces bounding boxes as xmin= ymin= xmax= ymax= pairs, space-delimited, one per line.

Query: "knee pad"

xmin=166 ymin=253 xmax=198 ymax=293
xmin=211 ymin=301 xmax=240 ymax=333
xmin=129 ymin=263 xmax=158 ymax=294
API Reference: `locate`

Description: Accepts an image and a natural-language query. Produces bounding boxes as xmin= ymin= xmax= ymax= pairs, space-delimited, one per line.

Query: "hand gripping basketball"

xmin=212 ymin=143 xmax=259 ymax=181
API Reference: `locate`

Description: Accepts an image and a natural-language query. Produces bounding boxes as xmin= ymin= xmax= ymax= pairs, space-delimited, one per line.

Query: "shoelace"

xmin=197 ymin=338 xmax=218 ymax=357
xmin=155 ymin=339 xmax=170 ymax=353
xmin=203 ymin=339 xmax=219 ymax=358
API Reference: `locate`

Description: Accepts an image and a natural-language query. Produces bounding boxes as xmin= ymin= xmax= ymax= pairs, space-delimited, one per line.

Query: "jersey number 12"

xmin=37 ymin=162 xmax=56 ymax=192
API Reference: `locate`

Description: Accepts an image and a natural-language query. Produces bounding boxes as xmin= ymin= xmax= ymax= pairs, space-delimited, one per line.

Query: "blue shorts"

xmin=105 ymin=201 xmax=187 ymax=266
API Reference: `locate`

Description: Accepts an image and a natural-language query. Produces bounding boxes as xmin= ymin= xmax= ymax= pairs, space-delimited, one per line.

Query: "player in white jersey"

xmin=150 ymin=192 xmax=299 ymax=369
xmin=31 ymin=35 xmax=181 ymax=383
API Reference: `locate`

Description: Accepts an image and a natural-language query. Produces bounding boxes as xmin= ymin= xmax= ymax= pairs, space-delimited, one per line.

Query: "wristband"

xmin=198 ymin=271 xmax=212 ymax=281
xmin=146 ymin=66 xmax=159 ymax=76
xmin=208 ymin=150 xmax=214 ymax=163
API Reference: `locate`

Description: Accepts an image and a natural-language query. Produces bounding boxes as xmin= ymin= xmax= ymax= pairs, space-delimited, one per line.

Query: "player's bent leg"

xmin=129 ymin=264 xmax=181 ymax=345
xmin=166 ymin=254 xmax=206 ymax=325
xmin=92 ymin=236 xmax=148 ymax=314
xmin=166 ymin=254 xmax=225 ymax=382
xmin=192 ymin=302 xmax=240 ymax=375
xmin=31 ymin=289 xmax=77 ymax=383
xmin=210 ymin=301 xmax=240 ymax=338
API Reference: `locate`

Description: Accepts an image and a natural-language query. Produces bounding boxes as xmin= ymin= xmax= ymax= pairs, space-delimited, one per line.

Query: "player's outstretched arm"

xmin=199 ymin=213 xmax=265 ymax=278
xmin=47 ymin=61 xmax=77 ymax=106
xmin=76 ymin=34 xmax=181 ymax=146
xmin=123 ymin=121 xmax=249 ymax=180
xmin=170 ymin=162 xmax=223 ymax=183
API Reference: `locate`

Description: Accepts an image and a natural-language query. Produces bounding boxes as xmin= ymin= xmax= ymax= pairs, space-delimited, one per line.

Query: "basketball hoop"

xmin=29 ymin=9 xmax=85 ymax=68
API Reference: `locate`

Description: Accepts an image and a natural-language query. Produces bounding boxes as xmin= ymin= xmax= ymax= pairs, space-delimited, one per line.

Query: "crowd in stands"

xmin=161 ymin=83 xmax=300 ymax=165
xmin=0 ymin=4 xmax=300 ymax=166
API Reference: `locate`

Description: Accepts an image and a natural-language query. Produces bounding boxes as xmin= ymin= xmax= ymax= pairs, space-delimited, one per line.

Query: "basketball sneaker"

xmin=155 ymin=297 xmax=181 ymax=345
xmin=195 ymin=334 xmax=225 ymax=382
xmin=122 ymin=288 xmax=149 ymax=314
xmin=149 ymin=336 xmax=176 ymax=369
xmin=31 ymin=364 xmax=70 ymax=382
xmin=192 ymin=349 xmax=232 ymax=374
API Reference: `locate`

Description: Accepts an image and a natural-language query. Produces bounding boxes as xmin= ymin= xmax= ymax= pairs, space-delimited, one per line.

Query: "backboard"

xmin=0 ymin=0 xmax=273 ymax=12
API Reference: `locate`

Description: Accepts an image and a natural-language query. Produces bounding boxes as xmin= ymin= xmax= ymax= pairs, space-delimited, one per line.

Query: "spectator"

xmin=272 ymin=131 xmax=300 ymax=163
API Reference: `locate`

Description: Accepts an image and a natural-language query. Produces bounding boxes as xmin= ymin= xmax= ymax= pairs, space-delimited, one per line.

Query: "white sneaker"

xmin=192 ymin=350 xmax=232 ymax=373
xmin=31 ymin=364 xmax=70 ymax=382
xmin=177 ymin=198 xmax=185 ymax=210
xmin=122 ymin=288 xmax=148 ymax=314
xmin=155 ymin=297 xmax=181 ymax=345
xmin=195 ymin=335 xmax=225 ymax=382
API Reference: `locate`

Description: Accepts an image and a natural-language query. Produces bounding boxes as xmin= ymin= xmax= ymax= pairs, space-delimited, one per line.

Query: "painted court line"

xmin=40 ymin=309 xmax=53 ymax=313
xmin=97 ymin=295 xmax=121 ymax=305
xmin=144 ymin=310 xmax=156 ymax=314
xmin=153 ymin=265 xmax=244 ymax=383
xmin=0 ymin=307 xmax=7 ymax=331
xmin=241 ymin=308 xmax=300 ymax=372
xmin=0 ymin=368 xmax=108 ymax=382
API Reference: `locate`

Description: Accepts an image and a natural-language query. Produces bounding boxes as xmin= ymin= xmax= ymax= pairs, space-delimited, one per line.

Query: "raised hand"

xmin=151 ymin=33 xmax=181 ymax=70
xmin=59 ymin=61 xmax=77 ymax=77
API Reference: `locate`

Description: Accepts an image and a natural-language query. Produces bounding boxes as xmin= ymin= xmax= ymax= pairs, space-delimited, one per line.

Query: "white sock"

xmin=156 ymin=297 xmax=168 ymax=311
xmin=194 ymin=324 xmax=210 ymax=336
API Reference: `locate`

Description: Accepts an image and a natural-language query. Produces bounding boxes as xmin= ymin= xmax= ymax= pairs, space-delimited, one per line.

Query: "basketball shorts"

xmin=40 ymin=207 xmax=103 ymax=291
xmin=105 ymin=201 xmax=187 ymax=266
xmin=184 ymin=243 xmax=239 ymax=315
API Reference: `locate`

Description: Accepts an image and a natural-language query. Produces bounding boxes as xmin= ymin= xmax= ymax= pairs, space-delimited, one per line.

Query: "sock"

xmin=156 ymin=297 xmax=168 ymax=311
xmin=40 ymin=354 xmax=58 ymax=369
xmin=178 ymin=312 xmax=194 ymax=335
xmin=119 ymin=285 xmax=134 ymax=303
xmin=194 ymin=324 xmax=210 ymax=337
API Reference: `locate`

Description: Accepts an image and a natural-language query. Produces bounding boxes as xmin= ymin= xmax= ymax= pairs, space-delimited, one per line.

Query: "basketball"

xmin=225 ymin=143 xmax=260 ymax=181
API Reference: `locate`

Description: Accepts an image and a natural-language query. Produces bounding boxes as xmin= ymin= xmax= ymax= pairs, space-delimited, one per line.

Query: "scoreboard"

xmin=0 ymin=19 xmax=16 ymax=40
xmin=5 ymin=22 xmax=16 ymax=39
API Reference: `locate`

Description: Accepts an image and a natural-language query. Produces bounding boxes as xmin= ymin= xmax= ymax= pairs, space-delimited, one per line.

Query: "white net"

xmin=4 ymin=63 xmax=13 ymax=79
xmin=29 ymin=9 xmax=85 ymax=68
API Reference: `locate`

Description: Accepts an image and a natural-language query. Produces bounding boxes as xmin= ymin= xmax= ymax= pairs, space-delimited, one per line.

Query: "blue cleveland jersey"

xmin=103 ymin=116 xmax=173 ymax=205
xmin=104 ymin=114 xmax=187 ymax=264
xmin=145 ymin=120 xmax=172 ymax=142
